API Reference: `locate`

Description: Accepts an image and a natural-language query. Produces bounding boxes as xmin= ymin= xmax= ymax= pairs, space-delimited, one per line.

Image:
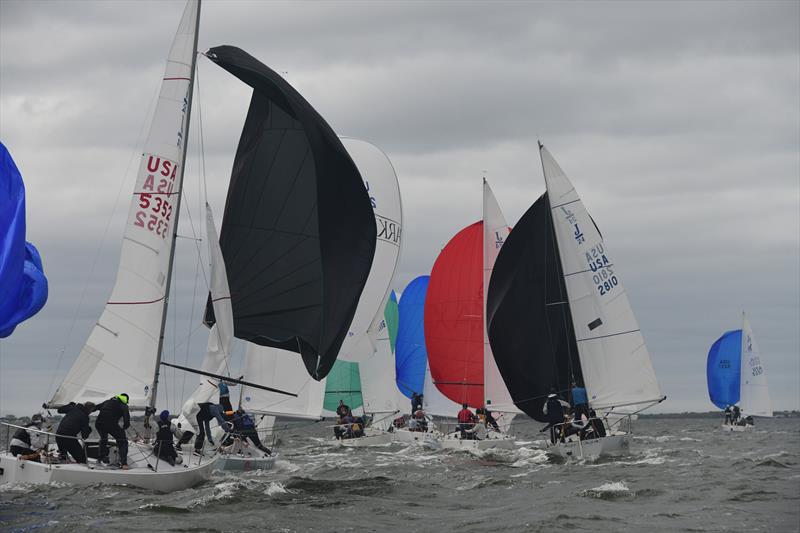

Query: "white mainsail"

xmin=177 ymin=203 xmax=235 ymax=430
xmin=51 ymin=1 xmax=200 ymax=408
xmin=337 ymin=138 xmax=402 ymax=362
xmin=482 ymin=179 xmax=521 ymax=414
xmin=240 ymin=344 xmax=326 ymax=420
xmin=540 ymin=145 xmax=662 ymax=411
xmin=739 ymin=313 xmax=772 ymax=417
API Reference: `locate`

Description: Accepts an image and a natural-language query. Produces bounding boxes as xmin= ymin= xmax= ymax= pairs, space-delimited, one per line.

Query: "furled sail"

xmin=487 ymin=193 xmax=583 ymax=422
xmin=425 ymin=222 xmax=484 ymax=407
xmin=706 ymin=329 xmax=742 ymax=410
xmin=395 ymin=276 xmax=430 ymax=399
xmin=482 ymin=180 xmax=519 ymax=413
xmin=51 ymin=0 xmax=199 ymax=408
xmin=336 ymin=138 xmax=403 ymax=363
xmin=739 ymin=314 xmax=772 ymax=417
xmin=540 ymin=145 xmax=662 ymax=410
xmin=204 ymin=47 xmax=377 ymax=380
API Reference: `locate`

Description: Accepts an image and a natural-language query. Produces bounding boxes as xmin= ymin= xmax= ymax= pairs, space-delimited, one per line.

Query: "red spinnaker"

xmin=424 ymin=221 xmax=484 ymax=408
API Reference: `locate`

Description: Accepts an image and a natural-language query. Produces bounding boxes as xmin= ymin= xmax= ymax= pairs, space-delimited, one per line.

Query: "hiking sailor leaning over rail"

xmin=229 ymin=408 xmax=272 ymax=455
xmin=95 ymin=393 xmax=130 ymax=469
xmin=10 ymin=413 xmax=47 ymax=462
xmin=56 ymin=402 xmax=94 ymax=463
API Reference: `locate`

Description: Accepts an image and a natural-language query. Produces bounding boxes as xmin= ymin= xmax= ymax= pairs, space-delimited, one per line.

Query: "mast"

xmin=149 ymin=0 xmax=202 ymax=411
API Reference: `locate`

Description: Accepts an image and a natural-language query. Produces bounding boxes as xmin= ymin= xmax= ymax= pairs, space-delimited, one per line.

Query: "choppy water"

xmin=1 ymin=417 xmax=798 ymax=532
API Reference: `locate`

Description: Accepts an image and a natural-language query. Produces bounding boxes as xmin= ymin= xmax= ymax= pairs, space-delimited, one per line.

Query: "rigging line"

xmin=576 ymin=329 xmax=640 ymax=343
xmin=46 ymin=77 xmax=163 ymax=402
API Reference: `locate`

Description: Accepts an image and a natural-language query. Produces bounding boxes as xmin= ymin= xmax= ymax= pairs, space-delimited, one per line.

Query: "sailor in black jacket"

xmin=56 ymin=402 xmax=95 ymax=463
xmin=95 ymin=393 xmax=131 ymax=468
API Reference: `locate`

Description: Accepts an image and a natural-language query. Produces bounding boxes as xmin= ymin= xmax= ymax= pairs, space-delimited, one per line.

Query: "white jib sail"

xmin=177 ymin=203 xmax=235 ymax=431
xmin=482 ymin=179 xmax=521 ymax=414
xmin=51 ymin=1 xmax=200 ymax=408
xmin=239 ymin=344 xmax=326 ymax=420
xmin=337 ymin=138 xmax=403 ymax=362
xmin=540 ymin=145 xmax=662 ymax=411
xmin=739 ymin=313 xmax=772 ymax=417
xmin=423 ymin=362 xmax=462 ymax=418
xmin=360 ymin=307 xmax=404 ymax=417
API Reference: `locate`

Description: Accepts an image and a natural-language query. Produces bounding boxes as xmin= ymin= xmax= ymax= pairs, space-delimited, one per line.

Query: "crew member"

xmin=457 ymin=404 xmax=477 ymax=439
xmin=56 ymin=402 xmax=94 ymax=463
xmin=10 ymin=414 xmax=46 ymax=461
xmin=155 ymin=410 xmax=181 ymax=466
xmin=95 ymin=393 xmax=130 ymax=469
xmin=570 ymin=381 xmax=590 ymax=421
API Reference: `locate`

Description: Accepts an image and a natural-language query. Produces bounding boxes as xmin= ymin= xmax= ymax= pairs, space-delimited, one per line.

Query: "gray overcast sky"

xmin=1 ymin=0 xmax=798 ymax=415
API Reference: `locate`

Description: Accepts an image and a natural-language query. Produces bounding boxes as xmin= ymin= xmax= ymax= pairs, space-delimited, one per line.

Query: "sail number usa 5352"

xmin=133 ymin=155 xmax=178 ymax=238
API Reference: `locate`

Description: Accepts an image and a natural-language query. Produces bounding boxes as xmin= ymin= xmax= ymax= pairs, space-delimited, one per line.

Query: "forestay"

xmin=178 ymin=203 xmax=235 ymax=429
xmin=540 ymin=145 xmax=662 ymax=410
xmin=50 ymin=1 xmax=199 ymax=408
xmin=739 ymin=314 xmax=772 ymax=417
xmin=337 ymin=138 xmax=403 ymax=363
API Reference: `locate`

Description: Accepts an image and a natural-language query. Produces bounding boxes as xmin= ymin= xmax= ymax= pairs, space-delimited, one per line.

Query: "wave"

xmin=578 ymin=481 xmax=633 ymax=501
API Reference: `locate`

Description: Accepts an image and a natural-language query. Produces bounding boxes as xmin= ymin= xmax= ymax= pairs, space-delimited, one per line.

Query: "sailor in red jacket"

xmin=457 ymin=403 xmax=477 ymax=438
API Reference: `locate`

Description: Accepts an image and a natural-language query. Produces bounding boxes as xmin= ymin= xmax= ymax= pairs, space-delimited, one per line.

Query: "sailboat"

xmin=0 ymin=0 xmax=377 ymax=489
xmin=193 ymin=136 xmax=401 ymax=464
xmin=487 ymin=142 xmax=665 ymax=460
xmin=424 ymin=179 xmax=518 ymax=451
xmin=392 ymin=276 xmax=444 ymax=447
xmin=707 ymin=312 xmax=772 ymax=431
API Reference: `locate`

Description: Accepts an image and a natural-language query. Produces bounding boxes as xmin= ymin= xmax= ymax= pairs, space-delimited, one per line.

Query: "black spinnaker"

xmin=486 ymin=192 xmax=584 ymax=422
xmin=204 ymin=46 xmax=376 ymax=380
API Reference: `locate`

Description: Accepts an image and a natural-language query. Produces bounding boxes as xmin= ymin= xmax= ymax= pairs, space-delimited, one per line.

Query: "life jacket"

xmin=240 ymin=414 xmax=255 ymax=429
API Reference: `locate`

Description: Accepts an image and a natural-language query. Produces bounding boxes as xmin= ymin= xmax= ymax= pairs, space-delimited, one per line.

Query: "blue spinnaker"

xmin=706 ymin=329 xmax=742 ymax=409
xmin=0 ymin=142 xmax=48 ymax=337
xmin=395 ymin=275 xmax=429 ymax=398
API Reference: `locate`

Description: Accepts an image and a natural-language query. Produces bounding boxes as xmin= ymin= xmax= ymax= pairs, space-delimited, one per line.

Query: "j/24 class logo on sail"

xmin=134 ymin=155 xmax=178 ymax=239
xmin=585 ymin=243 xmax=617 ymax=296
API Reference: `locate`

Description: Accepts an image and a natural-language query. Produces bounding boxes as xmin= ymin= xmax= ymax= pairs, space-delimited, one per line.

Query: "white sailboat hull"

xmin=0 ymin=450 xmax=215 ymax=492
xmin=440 ymin=432 xmax=515 ymax=452
xmin=547 ymin=433 xmax=631 ymax=460
xmin=392 ymin=428 xmax=440 ymax=448
xmin=216 ymin=453 xmax=275 ymax=471
xmin=334 ymin=432 xmax=393 ymax=448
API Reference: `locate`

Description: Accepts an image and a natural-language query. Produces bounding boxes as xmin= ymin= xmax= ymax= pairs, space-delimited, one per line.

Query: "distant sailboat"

xmin=424 ymin=180 xmax=517 ymax=451
xmin=487 ymin=143 xmax=665 ymax=459
xmin=707 ymin=312 xmax=772 ymax=431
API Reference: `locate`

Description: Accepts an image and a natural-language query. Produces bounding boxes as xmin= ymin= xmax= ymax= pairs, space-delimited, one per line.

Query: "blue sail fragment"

xmin=395 ymin=275 xmax=430 ymax=398
xmin=0 ymin=142 xmax=48 ymax=337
